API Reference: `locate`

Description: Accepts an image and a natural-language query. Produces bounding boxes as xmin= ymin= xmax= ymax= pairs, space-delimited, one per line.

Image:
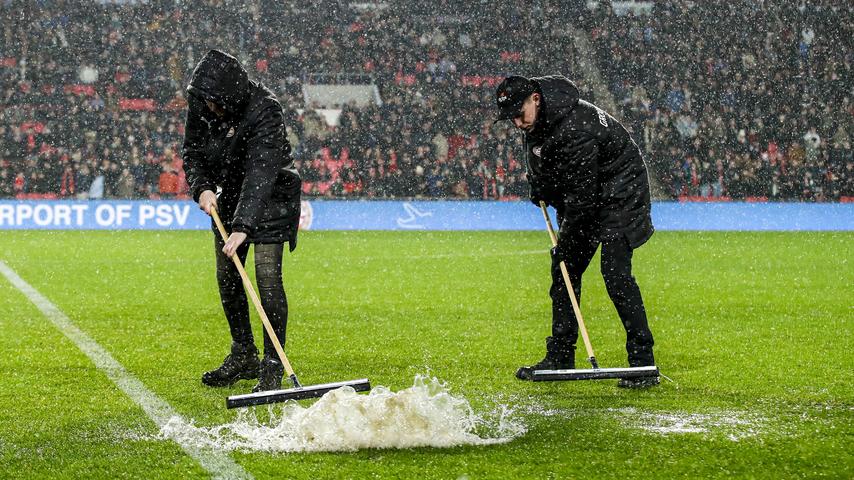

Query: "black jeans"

xmin=550 ymin=225 xmax=655 ymax=366
xmin=214 ymin=236 xmax=288 ymax=358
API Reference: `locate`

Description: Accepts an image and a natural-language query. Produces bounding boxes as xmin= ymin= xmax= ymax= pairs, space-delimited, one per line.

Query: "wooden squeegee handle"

xmin=539 ymin=202 xmax=598 ymax=367
xmin=210 ymin=207 xmax=297 ymax=378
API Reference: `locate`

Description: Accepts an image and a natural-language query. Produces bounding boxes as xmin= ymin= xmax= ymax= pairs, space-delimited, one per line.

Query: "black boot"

xmin=201 ymin=342 xmax=260 ymax=387
xmin=252 ymin=356 xmax=284 ymax=392
xmin=516 ymin=337 xmax=575 ymax=380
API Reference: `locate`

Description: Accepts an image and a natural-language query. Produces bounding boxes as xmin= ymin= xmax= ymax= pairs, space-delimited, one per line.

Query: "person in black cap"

xmin=495 ymin=74 xmax=659 ymax=388
xmin=183 ymin=49 xmax=302 ymax=392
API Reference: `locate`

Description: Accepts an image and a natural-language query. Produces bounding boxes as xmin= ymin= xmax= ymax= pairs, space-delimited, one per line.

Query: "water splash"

xmin=160 ymin=375 xmax=525 ymax=452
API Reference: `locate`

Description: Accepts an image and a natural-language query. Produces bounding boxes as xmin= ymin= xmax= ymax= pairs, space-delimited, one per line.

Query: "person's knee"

xmin=256 ymin=274 xmax=283 ymax=294
xmin=219 ymin=280 xmax=246 ymax=304
xmin=255 ymin=262 xmax=282 ymax=290
xmin=253 ymin=245 xmax=282 ymax=281
xmin=216 ymin=266 xmax=241 ymax=287
xmin=603 ymin=270 xmax=636 ymax=296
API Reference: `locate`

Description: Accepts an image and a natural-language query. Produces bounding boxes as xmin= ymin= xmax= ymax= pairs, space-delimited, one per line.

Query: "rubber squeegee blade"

xmin=532 ymin=365 xmax=659 ymax=381
xmin=226 ymin=378 xmax=371 ymax=409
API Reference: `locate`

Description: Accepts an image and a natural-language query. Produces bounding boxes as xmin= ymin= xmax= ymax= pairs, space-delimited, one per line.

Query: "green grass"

xmin=0 ymin=230 xmax=851 ymax=479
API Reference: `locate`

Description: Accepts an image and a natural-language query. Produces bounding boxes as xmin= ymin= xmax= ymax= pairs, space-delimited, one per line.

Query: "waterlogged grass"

xmin=0 ymin=230 xmax=851 ymax=479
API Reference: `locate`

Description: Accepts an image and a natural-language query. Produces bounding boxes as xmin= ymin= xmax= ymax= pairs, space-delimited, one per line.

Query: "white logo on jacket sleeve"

xmin=532 ymin=146 xmax=542 ymax=157
xmin=594 ymin=107 xmax=608 ymax=127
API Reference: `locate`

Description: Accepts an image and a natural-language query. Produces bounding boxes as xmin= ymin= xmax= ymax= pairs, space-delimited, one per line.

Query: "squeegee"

xmin=210 ymin=208 xmax=371 ymax=408
xmin=532 ymin=202 xmax=660 ymax=382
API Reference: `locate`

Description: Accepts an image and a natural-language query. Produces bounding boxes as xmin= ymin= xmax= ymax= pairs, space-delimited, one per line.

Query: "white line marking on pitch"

xmin=0 ymin=260 xmax=253 ymax=480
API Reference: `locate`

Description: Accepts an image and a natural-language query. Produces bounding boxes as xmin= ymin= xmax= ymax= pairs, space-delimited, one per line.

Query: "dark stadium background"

xmin=1 ymin=0 xmax=851 ymax=203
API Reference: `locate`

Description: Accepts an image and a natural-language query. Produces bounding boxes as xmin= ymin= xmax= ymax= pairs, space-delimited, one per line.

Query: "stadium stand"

xmin=0 ymin=0 xmax=851 ymax=201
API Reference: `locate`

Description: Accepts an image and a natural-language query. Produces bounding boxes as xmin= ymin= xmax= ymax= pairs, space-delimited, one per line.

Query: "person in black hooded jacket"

xmin=183 ymin=49 xmax=301 ymax=392
xmin=495 ymin=75 xmax=659 ymax=388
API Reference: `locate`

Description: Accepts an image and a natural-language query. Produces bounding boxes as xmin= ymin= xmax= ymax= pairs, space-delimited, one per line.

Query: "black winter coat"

xmin=524 ymin=75 xmax=653 ymax=248
xmin=183 ymin=50 xmax=301 ymax=248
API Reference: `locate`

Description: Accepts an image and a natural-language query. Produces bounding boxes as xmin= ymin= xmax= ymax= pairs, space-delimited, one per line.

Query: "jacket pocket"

xmin=272 ymin=168 xmax=301 ymax=201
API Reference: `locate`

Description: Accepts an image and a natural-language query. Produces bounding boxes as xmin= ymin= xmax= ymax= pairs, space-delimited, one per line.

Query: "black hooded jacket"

xmin=524 ymin=75 xmax=653 ymax=248
xmin=183 ymin=50 xmax=301 ymax=247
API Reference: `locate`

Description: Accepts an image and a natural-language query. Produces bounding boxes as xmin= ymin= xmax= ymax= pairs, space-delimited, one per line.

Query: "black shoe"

xmin=202 ymin=344 xmax=260 ymax=387
xmin=516 ymin=337 xmax=575 ymax=380
xmin=252 ymin=356 xmax=284 ymax=393
xmin=515 ymin=357 xmax=575 ymax=380
xmin=617 ymin=376 xmax=660 ymax=389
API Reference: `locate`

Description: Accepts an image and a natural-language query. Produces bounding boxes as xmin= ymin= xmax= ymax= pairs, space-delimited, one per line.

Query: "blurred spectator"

xmin=157 ymin=160 xmax=178 ymax=199
xmin=89 ymin=172 xmax=104 ymax=200
xmin=0 ymin=169 xmax=13 ymax=197
xmin=115 ymin=166 xmax=135 ymax=198
xmin=59 ymin=164 xmax=76 ymax=197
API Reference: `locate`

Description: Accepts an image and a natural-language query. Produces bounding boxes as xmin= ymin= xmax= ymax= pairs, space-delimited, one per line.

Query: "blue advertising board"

xmin=0 ymin=200 xmax=851 ymax=231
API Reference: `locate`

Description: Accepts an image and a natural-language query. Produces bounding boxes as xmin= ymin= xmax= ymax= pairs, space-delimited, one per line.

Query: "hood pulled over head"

xmin=187 ymin=49 xmax=251 ymax=115
xmin=531 ymin=75 xmax=580 ymax=124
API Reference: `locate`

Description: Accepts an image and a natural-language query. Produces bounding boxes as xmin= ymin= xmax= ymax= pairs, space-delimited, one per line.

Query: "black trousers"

xmin=214 ymin=236 xmax=288 ymax=358
xmin=550 ymin=224 xmax=655 ymax=366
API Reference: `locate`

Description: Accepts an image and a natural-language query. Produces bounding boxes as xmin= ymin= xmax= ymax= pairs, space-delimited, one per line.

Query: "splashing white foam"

xmin=160 ymin=375 xmax=525 ymax=452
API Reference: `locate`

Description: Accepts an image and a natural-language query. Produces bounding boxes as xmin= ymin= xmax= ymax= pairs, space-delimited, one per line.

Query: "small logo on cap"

xmin=498 ymin=91 xmax=509 ymax=103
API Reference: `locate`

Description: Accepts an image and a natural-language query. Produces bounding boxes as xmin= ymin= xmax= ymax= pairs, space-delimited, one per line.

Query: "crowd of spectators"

xmin=587 ymin=0 xmax=853 ymax=200
xmin=1 ymin=0 xmax=851 ymax=202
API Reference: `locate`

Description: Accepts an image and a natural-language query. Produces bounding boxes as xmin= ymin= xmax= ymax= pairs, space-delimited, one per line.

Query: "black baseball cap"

xmin=495 ymin=75 xmax=536 ymax=121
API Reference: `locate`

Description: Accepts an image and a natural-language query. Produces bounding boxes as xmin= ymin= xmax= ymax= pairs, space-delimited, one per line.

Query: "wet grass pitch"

xmin=0 ymin=230 xmax=851 ymax=478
